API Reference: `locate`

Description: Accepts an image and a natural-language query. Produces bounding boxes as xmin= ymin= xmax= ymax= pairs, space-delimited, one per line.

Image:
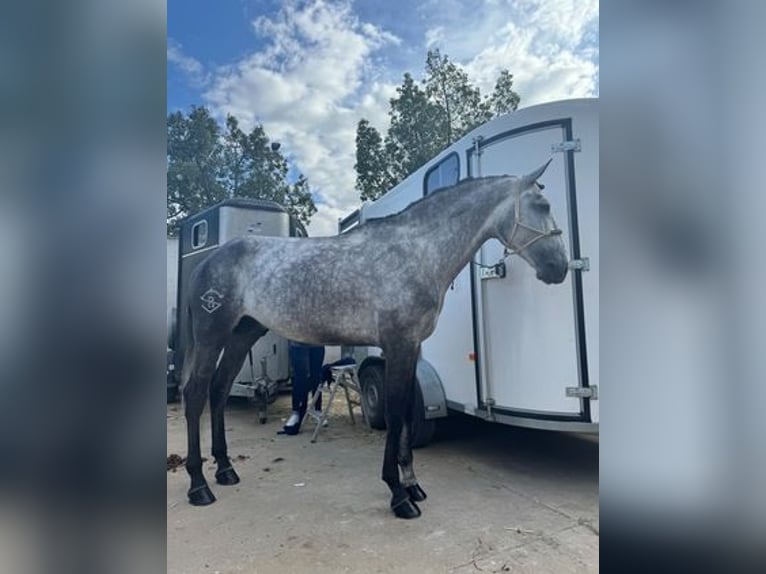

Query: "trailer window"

xmin=191 ymin=220 xmax=208 ymax=249
xmin=424 ymin=152 xmax=459 ymax=196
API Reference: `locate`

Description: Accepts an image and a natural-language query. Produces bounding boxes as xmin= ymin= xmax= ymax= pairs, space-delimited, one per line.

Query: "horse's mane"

xmin=345 ymin=175 xmax=509 ymax=235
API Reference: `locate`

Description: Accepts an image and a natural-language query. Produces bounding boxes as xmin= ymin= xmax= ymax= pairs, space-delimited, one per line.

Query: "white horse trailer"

xmin=341 ymin=98 xmax=598 ymax=444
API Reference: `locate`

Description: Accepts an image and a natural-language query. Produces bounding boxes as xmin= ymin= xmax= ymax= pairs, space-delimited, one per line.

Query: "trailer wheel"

xmin=358 ymin=361 xmax=386 ymax=429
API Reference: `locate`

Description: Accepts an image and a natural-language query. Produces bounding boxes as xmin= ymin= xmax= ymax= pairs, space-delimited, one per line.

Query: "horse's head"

xmin=496 ymin=160 xmax=569 ymax=284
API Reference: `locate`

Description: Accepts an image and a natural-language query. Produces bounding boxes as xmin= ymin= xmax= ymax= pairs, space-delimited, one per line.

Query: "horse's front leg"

xmin=399 ymin=400 xmax=427 ymax=502
xmin=381 ymin=341 xmax=421 ymax=519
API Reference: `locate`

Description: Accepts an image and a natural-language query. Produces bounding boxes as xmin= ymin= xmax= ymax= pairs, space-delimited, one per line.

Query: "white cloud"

xmin=197 ymin=0 xmax=598 ymax=236
xmin=464 ymin=20 xmax=598 ymax=106
xmin=167 ymin=40 xmax=208 ymax=87
xmin=421 ymin=0 xmax=599 ymax=105
xmin=204 ymin=0 xmax=399 ymax=236
xmin=425 ymin=26 xmax=445 ymax=49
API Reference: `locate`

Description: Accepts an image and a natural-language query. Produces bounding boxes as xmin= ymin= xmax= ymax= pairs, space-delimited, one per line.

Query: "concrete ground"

xmin=167 ymin=394 xmax=598 ymax=574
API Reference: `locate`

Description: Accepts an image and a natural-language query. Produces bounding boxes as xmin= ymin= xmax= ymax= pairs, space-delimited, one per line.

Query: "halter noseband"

xmin=505 ymin=190 xmax=563 ymax=256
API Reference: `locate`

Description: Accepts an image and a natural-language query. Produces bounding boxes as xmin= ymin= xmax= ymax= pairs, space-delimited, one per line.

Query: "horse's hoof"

xmin=391 ymin=497 xmax=421 ymax=519
xmin=215 ymin=467 xmax=240 ymax=486
xmin=406 ymin=484 xmax=427 ymax=502
xmin=188 ymin=485 xmax=216 ymax=506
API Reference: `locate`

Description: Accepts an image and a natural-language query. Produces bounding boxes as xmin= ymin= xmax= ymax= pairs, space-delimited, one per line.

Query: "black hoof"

xmin=188 ymin=484 xmax=216 ymax=506
xmin=391 ymin=497 xmax=421 ymax=519
xmin=406 ymin=483 xmax=427 ymax=502
xmin=215 ymin=467 xmax=240 ymax=485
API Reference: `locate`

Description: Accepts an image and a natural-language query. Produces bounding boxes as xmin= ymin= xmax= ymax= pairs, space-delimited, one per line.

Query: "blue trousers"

xmin=289 ymin=344 xmax=325 ymax=419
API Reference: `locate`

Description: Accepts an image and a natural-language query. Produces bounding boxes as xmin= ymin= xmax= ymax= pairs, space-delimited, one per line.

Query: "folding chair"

xmin=302 ymin=364 xmax=367 ymax=443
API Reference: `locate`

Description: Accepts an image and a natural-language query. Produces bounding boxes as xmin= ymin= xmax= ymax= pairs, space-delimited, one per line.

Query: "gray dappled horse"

xmin=181 ymin=160 xmax=569 ymax=519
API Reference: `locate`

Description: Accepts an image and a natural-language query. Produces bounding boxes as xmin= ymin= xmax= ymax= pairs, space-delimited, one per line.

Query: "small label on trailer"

xmin=479 ymin=262 xmax=506 ymax=280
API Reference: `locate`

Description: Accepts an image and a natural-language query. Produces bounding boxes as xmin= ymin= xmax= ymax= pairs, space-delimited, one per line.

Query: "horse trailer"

xmin=168 ymin=198 xmax=306 ymax=404
xmin=341 ymin=98 xmax=598 ymax=444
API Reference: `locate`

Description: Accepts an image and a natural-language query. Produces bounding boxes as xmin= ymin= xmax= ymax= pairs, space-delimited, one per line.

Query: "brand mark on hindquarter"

xmin=200 ymin=288 xmax=224 ymax=313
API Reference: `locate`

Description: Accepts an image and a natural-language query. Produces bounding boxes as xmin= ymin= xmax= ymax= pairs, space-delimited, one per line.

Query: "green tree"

xmin=385 ymin=73 xmax=447 ymax=184
xmin=424 ymin=49 xmax=492 ymax=144
xmin=489 ymin=69 xmax=521 ymax=116
xmin=219 ymin=115 xmax=316 ymax=225
xmin=282 ymin=174 xmax=315 ymax=226
xmin=167 ymin=106 xmax=227 ymax=234
xmin=167 ymin=107 xmax=316 ymax=236
xmin=354 ymin=119 xmax=394 ymax=202
xmin=354 ymin=51 xmax=522 ymax=202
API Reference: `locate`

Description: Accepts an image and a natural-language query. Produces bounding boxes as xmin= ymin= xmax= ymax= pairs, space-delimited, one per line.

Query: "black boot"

xmin=278 ymin=411 xmax=301 ymax=435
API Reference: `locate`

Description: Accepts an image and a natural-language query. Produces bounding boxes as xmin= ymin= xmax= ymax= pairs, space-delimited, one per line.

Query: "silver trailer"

xmin=169 ymin=198 xmax=306 ymax=408
xmin=341 ymin=98 xmax=599 ymax=445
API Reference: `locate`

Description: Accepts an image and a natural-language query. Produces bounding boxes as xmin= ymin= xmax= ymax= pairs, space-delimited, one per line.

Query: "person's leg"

xmin=308 ymin=346 xmax=326 ymax=411
xmin=283 ymin=345 xmax=310 ymax=434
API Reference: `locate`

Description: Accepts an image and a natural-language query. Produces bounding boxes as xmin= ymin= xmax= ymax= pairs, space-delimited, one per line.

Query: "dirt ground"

xmin=167 ymin=393 xmax=598 ymax=574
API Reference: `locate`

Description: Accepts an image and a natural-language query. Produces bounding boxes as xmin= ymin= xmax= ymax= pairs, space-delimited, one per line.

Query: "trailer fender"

xmin=358 ymin=357 xmax=448 ymax=422
xmin=416 ymin=359 xmax=448 ymax=420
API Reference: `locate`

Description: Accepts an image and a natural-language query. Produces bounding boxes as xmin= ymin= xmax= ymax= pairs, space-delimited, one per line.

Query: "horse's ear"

xmin=520 ymin=158 xmax=553 ymax=188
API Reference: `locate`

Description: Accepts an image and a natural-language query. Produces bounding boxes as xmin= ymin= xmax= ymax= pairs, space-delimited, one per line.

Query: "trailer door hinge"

xmin=568 ymin=257 xmax=590 ymax=271
xmin=484 ymin=397 xmax=496 ymax=420
xmin=566 ymin=386 xmax=598 ymax=400
xmin=551 ymin=139 xmax=581 ymax=153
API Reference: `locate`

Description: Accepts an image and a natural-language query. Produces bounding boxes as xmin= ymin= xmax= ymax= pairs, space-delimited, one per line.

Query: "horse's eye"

xmin=535 ymin=199 xmax=551 ymax=214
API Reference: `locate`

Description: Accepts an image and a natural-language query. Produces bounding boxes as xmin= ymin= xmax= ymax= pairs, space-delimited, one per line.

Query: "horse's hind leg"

xmin=183 ymin=341 xmax=224 ymax=506
xmin=381 ymin=340 xmax=422 ymax=519
xmin=209 ymin=319 xmax=267 ymax=486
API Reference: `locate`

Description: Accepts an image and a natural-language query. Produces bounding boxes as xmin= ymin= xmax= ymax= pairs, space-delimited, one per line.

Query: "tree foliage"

xmin=355 ymin=50 xmax=521 ymax=202
xmin=424 ymin=49 xmax=492 ymax=144
xmin=489 ymin=69 xmax=522 ymax=116
xmin=385 ymin=73 xmax=448 ymax=187
xmin=167 ymin=106 xmax=316 ymax=236
xmin=354 ymin=119 xmax=395 ymax=203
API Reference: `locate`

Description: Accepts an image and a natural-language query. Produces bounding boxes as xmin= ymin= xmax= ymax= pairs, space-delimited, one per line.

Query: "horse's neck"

xmin=410 ymin=180 xmax=508 ymax=285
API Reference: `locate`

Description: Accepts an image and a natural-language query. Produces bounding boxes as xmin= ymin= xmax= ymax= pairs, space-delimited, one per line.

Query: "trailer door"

xmin=472 ymin=117 xmax=594 ymax=422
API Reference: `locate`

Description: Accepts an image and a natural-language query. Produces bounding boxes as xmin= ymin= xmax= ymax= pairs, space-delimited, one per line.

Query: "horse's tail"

xmin=179 ymin=302 xmax=195 ymax=397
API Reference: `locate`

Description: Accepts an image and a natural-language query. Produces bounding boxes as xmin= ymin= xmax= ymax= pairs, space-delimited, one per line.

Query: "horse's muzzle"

xmin=537 ymin=260 xmax=568 ymax=284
